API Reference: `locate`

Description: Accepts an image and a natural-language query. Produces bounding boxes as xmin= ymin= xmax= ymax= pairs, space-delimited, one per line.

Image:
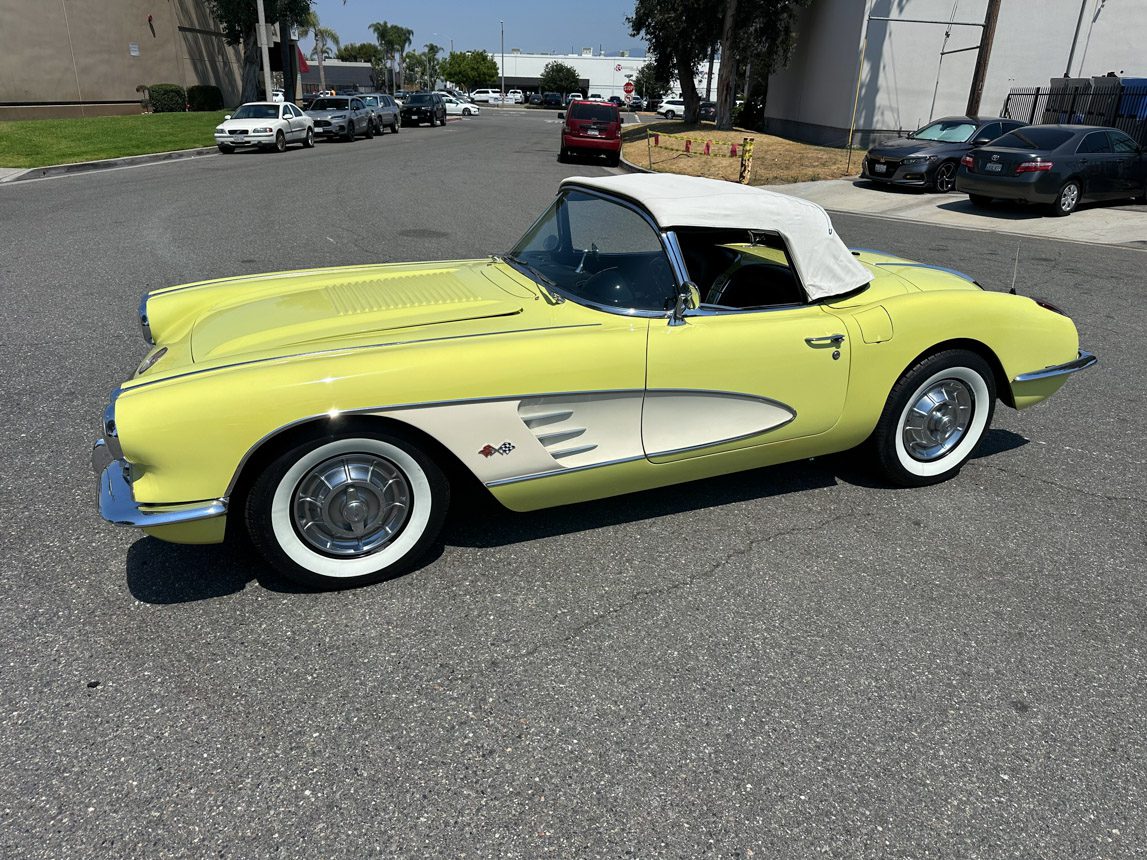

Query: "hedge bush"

xmin=187 ymin=84 xmax=223 ymax=112
xmin=149 ymin=83 xmax=186 ymax=113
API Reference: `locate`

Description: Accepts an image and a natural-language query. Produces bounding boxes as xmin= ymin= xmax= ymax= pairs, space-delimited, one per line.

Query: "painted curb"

xmin=7 ymin=146 xmax=218 ymax=182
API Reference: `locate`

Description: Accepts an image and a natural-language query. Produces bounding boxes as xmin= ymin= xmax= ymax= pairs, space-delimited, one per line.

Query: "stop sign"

xmin=623 ymin=81 xmax=635 ymax=94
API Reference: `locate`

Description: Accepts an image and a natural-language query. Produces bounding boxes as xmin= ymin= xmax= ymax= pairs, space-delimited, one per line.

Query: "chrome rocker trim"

xmin=93 ymin=440 xmax=227 ymax=528
xmin=1013 ymin=350 xmax=1097 ymax=383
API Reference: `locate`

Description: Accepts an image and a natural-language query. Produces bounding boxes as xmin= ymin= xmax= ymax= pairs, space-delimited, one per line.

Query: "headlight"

xmin=332 ymin=114 xmax=347 ymax=120
xmin=252 ymin=126 xmax=273 ymax=133
xmin=902 ymin=155 xmax=938 ymax=165
xmin=215 ymin=127 xmax=226 ymax=133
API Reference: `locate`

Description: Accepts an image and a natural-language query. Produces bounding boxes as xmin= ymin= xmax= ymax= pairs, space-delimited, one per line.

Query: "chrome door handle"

xmin=805 ymin=333 xmax=845 ymax=347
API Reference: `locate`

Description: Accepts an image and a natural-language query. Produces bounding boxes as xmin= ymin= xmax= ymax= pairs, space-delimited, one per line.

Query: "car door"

xmin=1076 ymin=131 xmax=1116 ymax=197
xmin=283 ymin=104 xmax=302 ymax=140
xmin=642 ymin=240 xmax=850 ymax=463
xmin=1108 ymin=130 xmax=1144 ymax=196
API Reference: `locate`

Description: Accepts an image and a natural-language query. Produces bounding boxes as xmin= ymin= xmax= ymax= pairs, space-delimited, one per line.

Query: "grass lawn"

xmin=0 ymin=112 xmax=229 ymax=169
xmin=623 ymin=119 xmax=861 ymax=186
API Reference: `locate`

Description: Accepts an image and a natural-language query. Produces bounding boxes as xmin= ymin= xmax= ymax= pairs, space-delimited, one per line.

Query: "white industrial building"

xmin=764 ymin=0 xmax=1146 ymax=146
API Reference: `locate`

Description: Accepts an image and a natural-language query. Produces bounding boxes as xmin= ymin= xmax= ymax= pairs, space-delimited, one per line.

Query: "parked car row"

xmin=861 ymin=115 xmax=1146 ymax=215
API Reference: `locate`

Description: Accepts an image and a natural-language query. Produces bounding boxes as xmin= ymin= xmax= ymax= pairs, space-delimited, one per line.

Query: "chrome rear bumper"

xmin=1013 ymin=350 xmax=1097 ymax=383
xmin=93 ymin=439 xmax=226 ymax=528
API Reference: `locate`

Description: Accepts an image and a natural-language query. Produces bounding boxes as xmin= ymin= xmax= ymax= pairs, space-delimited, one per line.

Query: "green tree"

xmin=439 ymin=50 xmax=499 ymax=92
xmin=206 ymin=0 xmax=313 ymax=102
xmin=629 ymin=0 xmax=720 ymax=123
xmin=403 ymin=50 xmax=426 ymax=90
xmin=336 ymin=42 xmax=383 ymax=64
xmin=370 ymin=21 xmax=414 ymax=93
xmin=633 ymin=60 xmax=670 ymax=102
xmin=539 ymin=60 xmax=580 ymax=96
xmin=424 ymin=43 xmax=444 ymax=90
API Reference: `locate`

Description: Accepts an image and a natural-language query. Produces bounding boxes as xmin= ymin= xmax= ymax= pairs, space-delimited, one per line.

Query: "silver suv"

xmin=305 ymin=96 xmax=374 ymax=141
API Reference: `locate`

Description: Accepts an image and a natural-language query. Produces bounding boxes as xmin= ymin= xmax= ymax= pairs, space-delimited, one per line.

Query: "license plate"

xmin=585 ymin=128 xmax=600 ymax=137
xmin=873 ymin=163 xmax=886 ymax=174
xmin=986 ymin=163 xmax=1003 ymax=172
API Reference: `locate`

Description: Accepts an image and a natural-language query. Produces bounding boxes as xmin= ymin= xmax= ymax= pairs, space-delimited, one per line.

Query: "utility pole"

xmin=965 ymin=0 xmax=1001 ymax=116
xmin=1064 ymin=0 xmax=1090 ymax=77
xmin=705 ymin=48 xmax=715 ymax=101
xmin=255 ymin=0 xmax=274 ymax=101
xmin=500 ymin=20 xmax=505 ymax=100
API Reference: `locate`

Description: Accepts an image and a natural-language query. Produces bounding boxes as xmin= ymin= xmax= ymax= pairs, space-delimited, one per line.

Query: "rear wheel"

xmin=870 ymin=349 xmax=996 ymax=487
xmin=606 ymin=151 xmax=621 ymax=167
xmin=932 ymin=161 xmax=957 ymax=193
xmin=558 ymin=146 xmax=568 ymax=163
xmin=969 ymin=193 xmax=992 ymax=208
xmin=391 ymin=116 xmax=399 ymax=134
xmin=1051 ymin=180 xmax=1081 ymax=216
xmin=245 ymin=429 xmax=450 ymax=590
xmin=365 ymin=119 xmax=374 ymax=139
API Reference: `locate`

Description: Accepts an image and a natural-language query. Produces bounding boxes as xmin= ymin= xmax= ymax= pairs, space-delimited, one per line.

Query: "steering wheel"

xmin=578 ymin=268 xmax=634 ymax=306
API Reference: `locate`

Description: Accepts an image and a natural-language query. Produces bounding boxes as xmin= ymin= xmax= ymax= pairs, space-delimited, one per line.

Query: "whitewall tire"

xmin=245 ymin=430 xmax=449 ymax=589
xmin=872 ymin=350 xmax=996 ymax=487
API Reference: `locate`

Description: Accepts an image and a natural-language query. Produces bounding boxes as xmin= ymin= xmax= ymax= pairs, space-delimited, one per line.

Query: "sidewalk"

xmin=766 ymin=178 xmax=1147 ymax=249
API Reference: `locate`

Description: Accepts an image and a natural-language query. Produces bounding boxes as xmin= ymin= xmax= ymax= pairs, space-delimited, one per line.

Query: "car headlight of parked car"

xmin=251 ymin=126 xmax=273 ymax=134
xmin=901 ymin=155 xmax=938 ymax=165
xmin=215 ymin=127 xmax=226 ymax=134
xmin=331 ymin=114 xmax=347 ymax=120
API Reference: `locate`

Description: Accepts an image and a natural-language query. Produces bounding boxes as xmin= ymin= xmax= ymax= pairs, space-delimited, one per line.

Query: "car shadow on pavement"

xmin=852 ymin=179 xmax=927 ymax=195
xmin=935 ymin=197 xmax=1134 ymax=220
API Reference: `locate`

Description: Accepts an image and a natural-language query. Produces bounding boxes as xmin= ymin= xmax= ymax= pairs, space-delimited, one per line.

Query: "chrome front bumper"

xmin=92 ymin=439 xmax=226 ymax=528
xmin=1013 ymin=350 xmax=1097 ymax=383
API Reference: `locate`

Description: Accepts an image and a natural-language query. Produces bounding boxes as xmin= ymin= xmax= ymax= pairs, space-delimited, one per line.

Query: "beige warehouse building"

xmin=0 ymin=0 xmax=243 ymax=119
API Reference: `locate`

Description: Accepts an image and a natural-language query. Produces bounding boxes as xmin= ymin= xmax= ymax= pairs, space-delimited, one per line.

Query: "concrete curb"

xmin=4 ymin=146 xmax=217 ymax=182
xmin=618 ymin=153 xmax=655 ymax=174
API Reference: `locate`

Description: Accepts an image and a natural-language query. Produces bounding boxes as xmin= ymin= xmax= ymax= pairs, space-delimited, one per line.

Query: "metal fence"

xmin=1001 ymin=85 xmax=1147 ymax=145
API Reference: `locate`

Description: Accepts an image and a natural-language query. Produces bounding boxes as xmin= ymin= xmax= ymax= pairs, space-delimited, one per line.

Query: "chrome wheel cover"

xmin=1060 ymin=184 xmax=1079 ymax=211
xmin=935 ymin=163 xmax=956 ymax=192
xmin=291 ymin=454 xmax=411 ymax=557
xmin=902 ymin=378 xmax=974 ymax=461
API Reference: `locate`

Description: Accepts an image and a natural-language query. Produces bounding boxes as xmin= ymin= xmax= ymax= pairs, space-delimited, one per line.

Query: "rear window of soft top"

xmin=569 ymin=103 xmax=618 ymax=122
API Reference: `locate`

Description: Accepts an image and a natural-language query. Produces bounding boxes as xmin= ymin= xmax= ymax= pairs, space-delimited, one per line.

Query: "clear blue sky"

xmin=306 ymin=0 xmax=648 ymax=57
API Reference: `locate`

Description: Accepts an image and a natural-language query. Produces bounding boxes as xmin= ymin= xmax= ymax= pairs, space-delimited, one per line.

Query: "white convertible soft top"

xmin=560 ymin=174 xmax=871 ymax=301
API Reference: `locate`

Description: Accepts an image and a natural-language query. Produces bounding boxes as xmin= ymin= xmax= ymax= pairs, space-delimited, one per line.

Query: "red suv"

xmin=558 ymin=100 xmax=623 ymax=165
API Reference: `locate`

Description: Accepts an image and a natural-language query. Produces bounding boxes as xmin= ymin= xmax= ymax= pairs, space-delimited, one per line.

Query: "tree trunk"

xmin=241 ymin=30 xmax=260 ymax=103
xmin=714 ymin=0 xmax=738 ymax=130
xmin=705 ymin=48 xmax=715 ymax=100
xmin=676 ymin=51 xmax=701 ymax=123
xmin=317 ymin=34 xmax=326 ymax=94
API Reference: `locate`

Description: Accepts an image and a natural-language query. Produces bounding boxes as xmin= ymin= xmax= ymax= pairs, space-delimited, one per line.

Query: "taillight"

xmin=1016 ymin=159 xmax=1053 ymax=173
xmin=960 ymin=153 xmax=974 ymax=170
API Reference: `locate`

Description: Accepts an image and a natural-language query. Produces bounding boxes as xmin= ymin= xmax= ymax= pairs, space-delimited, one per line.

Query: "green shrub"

xmin=187 ymin=84 xmax=223 ymax=112
xmin=149 ymin=83 xmax=186 ymax=113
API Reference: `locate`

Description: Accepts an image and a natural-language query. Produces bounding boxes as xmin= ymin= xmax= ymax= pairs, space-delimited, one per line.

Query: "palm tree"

xmin=370 ymin=22 xmax=415 ymax=94
xmin=299 ymin=12 xmax=341 ymax=94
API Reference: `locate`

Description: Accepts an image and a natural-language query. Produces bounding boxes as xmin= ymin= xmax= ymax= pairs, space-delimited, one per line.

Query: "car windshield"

xmin=507 ymin=190 xmax=676 ymax=312
xmin=231 ymin=104 xmax=279 ymax=119
xmin=911 ymin=119 xmax=978 ymax=142
xmin=991 ymin=127 xmax=1076 ymax=150
xmin=569 ymin=103 xmax=618 ymax=122
xmin=407 ymin=94 xmax=432 ymax=104
xmin=361 ymin=96 xmax=378 ymax=106
xmin=309 ymin=98 xmax=349 ymax=111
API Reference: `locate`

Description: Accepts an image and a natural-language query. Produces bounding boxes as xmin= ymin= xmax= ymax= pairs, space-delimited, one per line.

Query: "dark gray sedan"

xmin=862 ymin=116 xmax=1027 ymax=192
xmin=956 ymin=124 xmax=1146 ymax=216
xmin=305 ymin=96 xmax=374 ymax=142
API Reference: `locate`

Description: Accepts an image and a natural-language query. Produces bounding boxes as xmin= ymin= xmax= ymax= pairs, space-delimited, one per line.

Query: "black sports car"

xmin=862 ymin=116 xmax=1027 ymax=192
xmin=400 ymin=92 xmax=447 ymax=127
xmin=957 ymin=124 xmax=1146 ymax=216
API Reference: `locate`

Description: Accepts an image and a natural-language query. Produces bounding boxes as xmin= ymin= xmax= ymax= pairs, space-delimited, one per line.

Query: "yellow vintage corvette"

xmin=93 ymin=174 xmax=1095 ymax=588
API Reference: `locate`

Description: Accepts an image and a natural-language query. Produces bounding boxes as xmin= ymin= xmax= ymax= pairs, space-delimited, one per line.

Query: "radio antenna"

xmin=1008 ymin=241 xmax=1020 ymax=295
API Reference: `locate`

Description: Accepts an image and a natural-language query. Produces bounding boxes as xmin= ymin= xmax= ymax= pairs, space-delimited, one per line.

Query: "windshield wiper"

xmin=502 ymin=254 xmax=564 ymax=303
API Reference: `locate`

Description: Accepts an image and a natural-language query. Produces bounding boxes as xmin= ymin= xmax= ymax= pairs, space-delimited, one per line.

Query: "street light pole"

xmin=500 ymin=20 xmax=505 ymax=102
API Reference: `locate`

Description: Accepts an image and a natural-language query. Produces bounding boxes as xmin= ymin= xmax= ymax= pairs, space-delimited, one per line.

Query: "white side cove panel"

xmin=642 ymin=390 xmax=796 ymax=457
xmin=372 ymin=391 xmax=645 ymax=486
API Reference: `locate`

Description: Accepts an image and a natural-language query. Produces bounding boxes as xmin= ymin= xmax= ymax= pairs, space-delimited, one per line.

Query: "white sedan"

xmin=214 ymin=102 xmax=315 ymax=153
xmin=442 ymin=96 xmax=480 ymax=117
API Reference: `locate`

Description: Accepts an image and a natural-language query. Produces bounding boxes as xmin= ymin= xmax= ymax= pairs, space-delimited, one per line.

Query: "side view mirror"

xmin=972 ymin=137 xmax=991 ymax=146
xmin=670 ymin=281 xmax=702 ymax=325
xmin=224 ymin=114 xmax=232 ymax=120
xmin=557 ymin=112 xmax=565 ymax=120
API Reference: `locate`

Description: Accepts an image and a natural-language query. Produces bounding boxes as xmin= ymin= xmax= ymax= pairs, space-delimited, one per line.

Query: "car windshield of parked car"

xmin=507 ymin=190 xmax=676 ymax=312
xmin=309 ymin=98 xmax=349 ymax=111
xmin=569 ymin=103 xmax=617 ymax=122
xmin=407 ymin=94 xmax=432 ymax=105
xmin=231 ymin=104 xmax=279 ymax=120
xmin=910 ymin=119 xmax=977 ymax=142
xmin=991 ymin=127 xmax=1075 ymax=150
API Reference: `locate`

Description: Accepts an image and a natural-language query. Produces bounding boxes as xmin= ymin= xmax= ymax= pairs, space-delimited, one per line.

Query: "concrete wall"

xmin=0 ymin=0 xmax=242 ymax=117
xmin=765 ymin=0 xmax=1147 ymax=147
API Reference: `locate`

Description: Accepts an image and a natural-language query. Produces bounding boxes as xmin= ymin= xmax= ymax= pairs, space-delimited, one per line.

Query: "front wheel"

xmin=462 ymin=107 xmax=471 ymax=116
xmin=303 ymin=127 xmax=315 ymax=148
xmin=1051 ymin=180 xmax=1081 ymax=216
xmin=344 ymin=121 xmax=355 ymax=142
xmin=217 ymin=144 xmax=234 ymax=154
xmin=870 ymin=349 xmax=996 ymax=487
xmin=245 ymin=429 xmax=450 ymax=590
xmin=273 ymin=131 xmax=286 ymax=152
xmin=932 ymin=161 xmax=957 ymax=193
xmin=663 ymin=110 xmax=676 ymax=120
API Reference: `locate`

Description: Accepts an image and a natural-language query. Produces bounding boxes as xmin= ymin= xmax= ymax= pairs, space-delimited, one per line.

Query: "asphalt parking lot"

xmin=1 ymin=109 xmax=1143 ymax=859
